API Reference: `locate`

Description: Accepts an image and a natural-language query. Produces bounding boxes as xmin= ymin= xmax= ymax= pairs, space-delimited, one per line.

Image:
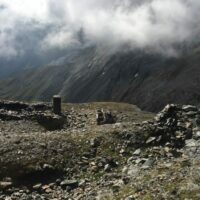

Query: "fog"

xmin=0 ymin=0 xmax=200 ymax=59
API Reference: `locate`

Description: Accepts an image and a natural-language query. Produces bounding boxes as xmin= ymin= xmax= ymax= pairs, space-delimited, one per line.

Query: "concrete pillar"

xmin=53 ymin=95 xmax=61 ymax=115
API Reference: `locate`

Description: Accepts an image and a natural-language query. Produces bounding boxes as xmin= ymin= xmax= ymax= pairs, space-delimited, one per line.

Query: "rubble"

xmin=0 ymin=100 xmax=51 ymax=112
xmin=0 ymin=181 xmax=13 ymax=190
xmin=144 ymin=104 xmax=199 ymax=148
xmin=0 ymin=100 xmax=66 ymax=130
xmin=96 ymin=109 xmax=117 ymax=125
xmin=0 ymin=102 xmax=200 ymax=199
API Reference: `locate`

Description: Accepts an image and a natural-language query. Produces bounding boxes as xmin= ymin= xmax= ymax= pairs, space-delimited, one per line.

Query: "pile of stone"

xmin=0 ymin=100 xmax=66 ymax=130
xmin=96 ymin=109 xmax=117 ymax=125
xmin=0 ymin=110 xmax=23 ymax=120
xmin=144 ymin=104 xmax=200 ymax=148
xmin=0 ymin=101 xmax=51 ymax=120
xmin=0 ymin=100 xmax=51 ymax=112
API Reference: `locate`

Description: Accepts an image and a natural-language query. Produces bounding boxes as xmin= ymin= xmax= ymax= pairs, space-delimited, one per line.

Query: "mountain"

xmin=0 ymin=45 xmax=200 ymax=112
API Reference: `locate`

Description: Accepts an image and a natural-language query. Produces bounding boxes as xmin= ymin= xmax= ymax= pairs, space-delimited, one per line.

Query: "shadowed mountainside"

xmin=0 ymin=45 xmax=200 ymax=112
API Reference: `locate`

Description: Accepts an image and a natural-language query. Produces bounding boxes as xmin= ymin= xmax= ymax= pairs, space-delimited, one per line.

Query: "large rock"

xmin=36 ymin=114 xmax=66 ymax=131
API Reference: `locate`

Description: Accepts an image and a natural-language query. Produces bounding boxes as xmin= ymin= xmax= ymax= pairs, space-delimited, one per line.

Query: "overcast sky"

xmin=0 ymin=0 xmax=200 ymax=60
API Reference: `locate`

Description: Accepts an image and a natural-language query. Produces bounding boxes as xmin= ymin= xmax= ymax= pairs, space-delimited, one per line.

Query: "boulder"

xmin=36 ymin=114 xmax=66 ymax=131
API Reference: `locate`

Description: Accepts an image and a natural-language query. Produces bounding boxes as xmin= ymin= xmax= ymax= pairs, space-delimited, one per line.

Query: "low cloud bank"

xmin=0 ymin=0 xmax=200 ymax=59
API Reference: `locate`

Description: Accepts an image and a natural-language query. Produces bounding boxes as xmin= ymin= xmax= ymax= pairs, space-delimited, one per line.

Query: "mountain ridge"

xmin=0 ymin=45 xmax=200 ymax=112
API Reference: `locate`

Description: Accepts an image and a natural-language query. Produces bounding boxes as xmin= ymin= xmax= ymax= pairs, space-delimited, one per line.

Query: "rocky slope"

xmin=0 ymin=100 xmax=200 ymax=199
xmin=0 ymin=45 xmax=200 ymax=112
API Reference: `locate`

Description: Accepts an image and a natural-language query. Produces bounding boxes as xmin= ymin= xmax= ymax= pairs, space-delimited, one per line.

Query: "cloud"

xmin=62 ymin=0 xmax=200 ymax=54
xmin=41 ymin=29 xmax=81 ymax=50
xmin=0 ymin=30 xmax=19 ymax=59
xmin=0 ymin=0 xmax=200 ymax=60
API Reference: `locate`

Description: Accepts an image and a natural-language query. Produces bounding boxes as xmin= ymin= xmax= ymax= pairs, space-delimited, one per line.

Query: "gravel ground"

xmin=1 ymin=102 xmax=200 ymax=199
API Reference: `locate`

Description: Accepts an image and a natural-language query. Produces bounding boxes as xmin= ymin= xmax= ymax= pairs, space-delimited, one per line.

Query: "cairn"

xmin=144 ymin=104 xmax=200 ymax=148
xmin=96 ymin=109 xmax=116 ymax=125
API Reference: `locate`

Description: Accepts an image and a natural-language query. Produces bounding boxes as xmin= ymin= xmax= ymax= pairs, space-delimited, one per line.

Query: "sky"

xmin=0 ymin=0 xmax=200 ymax=60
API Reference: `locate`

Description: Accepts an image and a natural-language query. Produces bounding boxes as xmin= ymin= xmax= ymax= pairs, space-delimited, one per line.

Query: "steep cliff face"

xmin=0 ymin=45 xmax=200 ymax=112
